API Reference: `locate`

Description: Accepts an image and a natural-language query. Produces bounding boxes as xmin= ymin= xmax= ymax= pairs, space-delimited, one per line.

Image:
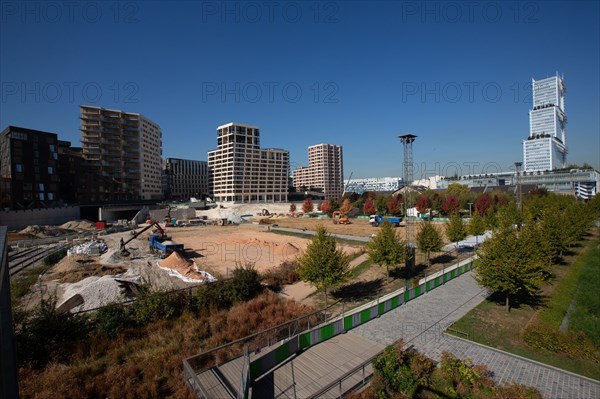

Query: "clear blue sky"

xmin=1 ymin=1 xmax=599 ymax=178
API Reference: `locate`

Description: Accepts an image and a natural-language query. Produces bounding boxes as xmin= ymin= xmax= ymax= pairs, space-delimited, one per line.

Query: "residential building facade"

xmin=523 ymin=75 xmax=568 ymax=171
xmin=292 ymin=144 xmax=344 ymax=199
xmin=80 ymin=105 xmax=163 ymax=201
xmin=207 ymin=123 xmax=289 ymax=202
xmin=0 ymin=126 xmax=61 ymax=210
xmin=163 ymin=158 xmax=209 ymax=200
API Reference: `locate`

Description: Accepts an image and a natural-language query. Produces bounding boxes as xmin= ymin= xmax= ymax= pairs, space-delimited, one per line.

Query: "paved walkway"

xmin=352 ymin=272 xmax=600 ymax=399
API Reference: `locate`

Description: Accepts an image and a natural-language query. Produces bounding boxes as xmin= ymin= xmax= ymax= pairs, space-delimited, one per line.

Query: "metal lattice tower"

xmin=399 ymin=134 xmax=417 ymax=244
xmin=515 ymin=161 xmax=523 ymax=214
xmin=399 ymin=134 xmax=417 ymax=273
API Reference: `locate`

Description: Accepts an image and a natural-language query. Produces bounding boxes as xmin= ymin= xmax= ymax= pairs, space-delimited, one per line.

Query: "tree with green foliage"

xmin=468 ymin=212 xmax=486 ymax=238
xmin=475 ymin=225 xmax=547 ymax=312
xmin=367 ymin=221 xmax=407 ymax=277
xmin=446 ymin=182 xmax=469 ymax=197
xmin=297 ymin=225 xmax=350 ymax=310
xmin=445 ymin=214 xmax=467 ymax=246
xmin=416 ymin=222 xmax=443 ymax=267
xmin=302 ymin=197 xmax=314 ymax=213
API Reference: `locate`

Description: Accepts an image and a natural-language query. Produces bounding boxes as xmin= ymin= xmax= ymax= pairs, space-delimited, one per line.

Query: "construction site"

xmin=8 ymin=201 xmax=375 ymax=314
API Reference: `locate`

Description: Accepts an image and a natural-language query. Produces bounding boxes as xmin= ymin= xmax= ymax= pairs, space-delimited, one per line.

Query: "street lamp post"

xmin=467 ymin=202 xmax=472 ymax=218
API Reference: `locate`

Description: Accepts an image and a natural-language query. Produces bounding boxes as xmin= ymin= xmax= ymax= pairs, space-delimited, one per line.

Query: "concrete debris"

xmin=59 ymin=275 xmax=129 ymax=312
xmin=67 ymin=240 xmax=108 ymax=256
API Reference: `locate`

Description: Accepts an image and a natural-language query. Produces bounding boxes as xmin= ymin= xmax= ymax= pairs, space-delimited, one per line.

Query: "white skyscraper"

xmin=523 ymin=74 xmax=568 ymax=172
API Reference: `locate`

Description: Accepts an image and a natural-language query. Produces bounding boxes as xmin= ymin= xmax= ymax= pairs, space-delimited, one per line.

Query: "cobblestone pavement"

xmin=351 ymin=272 xmax=600 ymax=399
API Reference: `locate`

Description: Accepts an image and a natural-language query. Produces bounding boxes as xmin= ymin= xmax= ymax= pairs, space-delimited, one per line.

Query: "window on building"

xmin=38 ymin=183 xmax=45 ymax=191
xmin=15 ymin=164 xmax=23 ymax=173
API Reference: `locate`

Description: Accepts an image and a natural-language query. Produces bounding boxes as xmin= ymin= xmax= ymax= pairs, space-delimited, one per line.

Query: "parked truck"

xmin=369 ymin=214 xmax=403 ymax=227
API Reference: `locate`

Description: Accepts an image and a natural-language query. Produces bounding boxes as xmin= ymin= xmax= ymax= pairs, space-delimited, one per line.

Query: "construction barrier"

xmin=248 ymin=256 xmax=476 ymax=381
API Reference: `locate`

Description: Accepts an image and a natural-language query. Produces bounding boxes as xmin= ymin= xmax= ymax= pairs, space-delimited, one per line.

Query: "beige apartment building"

xmin=80 ymin=105 xmax=163 ymax=201
xmin=207 ymin=122 xmax=289 ymax=202
xmin=292 ymin=143 xmax=344 ymax=199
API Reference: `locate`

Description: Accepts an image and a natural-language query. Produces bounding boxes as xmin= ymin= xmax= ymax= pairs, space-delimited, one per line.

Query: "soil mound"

xmin=19 ymin=225 xmax=75 ymax=237
xmin=60 ymin=220 xmax=96 ymax=231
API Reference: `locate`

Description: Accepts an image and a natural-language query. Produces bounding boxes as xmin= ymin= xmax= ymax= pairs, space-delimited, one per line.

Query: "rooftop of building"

xmin=1 ymin=125 xmax=59 ymax=137
xmin=217 ymin=122 xmax=259 ymax=130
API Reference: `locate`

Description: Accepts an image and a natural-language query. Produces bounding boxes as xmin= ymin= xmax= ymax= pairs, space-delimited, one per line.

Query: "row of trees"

xmin=475 ymin=193 xmax=599 ymax=312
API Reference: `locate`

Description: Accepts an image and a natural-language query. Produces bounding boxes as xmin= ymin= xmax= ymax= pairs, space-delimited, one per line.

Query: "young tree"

xmin=441 ymin=195 xmax=461 ymax=215
xmin=367 ymin=221 xmax=407 ymax=277
xmin=289 ymin=203 xmax=296 ymax=213
xmin=416 ymin=222 xmax=443 ymax=267
xmin=297 ymin=225 xmax=350 ymax=310
xmin=415 ymin=195 xmax=431 ymax=215
xmin=375 ymin=194 xmax=390 ymax=213
xmin=475 ymin=226 xmax=547 ymax=312
xmin=363 ymin=197 xmax=377 ymax=215
xmin=340 ymin=198 xmax=353 ymax=215
xmin=468 ymin=212 xmax=486 ymax=243
xmin=475 ymin=193 xmax=493 ymax=216
xmin=445 ymin=214 xmax=467 ymax=246
xmin=446 ymin=182 xmax=469 ymax=197
xmin=387 ymin=196 xmax=402 ymax=215
xmin=302 ymin=197 xmax=314 ymax=213
xmin=320 ymin=199 xmax=332 ymax=215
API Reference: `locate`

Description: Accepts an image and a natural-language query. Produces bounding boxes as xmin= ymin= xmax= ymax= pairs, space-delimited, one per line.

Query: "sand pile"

xmin=158 ymin=251 xmax=216 ymax=283
xmin=59 ymin=275 xmax=128 ymax=312
xmin=60 ymin=220 xmax=96 ymax=231
xmin=51 ymin=256 xmax=126 ymax=283
xmin=19 ymin=225 xmax=76 ymax=237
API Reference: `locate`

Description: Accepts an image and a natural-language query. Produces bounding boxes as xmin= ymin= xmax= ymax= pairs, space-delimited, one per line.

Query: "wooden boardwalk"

xmin=195 ymin=332 xmax=385 ymax=398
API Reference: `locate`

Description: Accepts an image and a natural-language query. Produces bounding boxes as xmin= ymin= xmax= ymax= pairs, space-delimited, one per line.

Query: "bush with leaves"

xmin=230 ymin=264 xmax=263 ymax=302
xmin=262 ymin=259 xmax=300 ymax=287
xmin=95 ymin=303 xmax=132 ymax=337
xmin=15 ymin=296 xmax=91 ymax=368
xmin=445 ymin=214 xmax=467 ymax=245
xmin=131 ymin=290 xmax=187 ymax=325
xmin=372 ymin=341 xmax=434 ymax=398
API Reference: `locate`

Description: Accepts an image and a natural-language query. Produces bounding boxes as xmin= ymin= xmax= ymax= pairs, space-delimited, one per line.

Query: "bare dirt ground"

xmin=250 ymin=216 xmax=395 ymax=238
xmin=168 ymin=224 xmax=365 ymax=278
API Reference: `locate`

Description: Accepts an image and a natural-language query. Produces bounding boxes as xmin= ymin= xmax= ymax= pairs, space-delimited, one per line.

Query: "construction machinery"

xmin=120 ymin=221 xmax=170 ymax=256
xmin=369 ymin=214 xmax=403 ymax=227
xmin=332 ymin=211 xmax=351 ymax=225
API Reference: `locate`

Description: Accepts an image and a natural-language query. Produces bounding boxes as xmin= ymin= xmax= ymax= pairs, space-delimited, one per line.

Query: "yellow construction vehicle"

xmin=332 ymin=211 xmax=351 ymax=225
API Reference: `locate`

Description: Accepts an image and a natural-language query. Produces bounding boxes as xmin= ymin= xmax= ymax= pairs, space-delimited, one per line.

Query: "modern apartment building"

xmin=523 ymin=75 xmax=568 ymax=172
xmin=292 ymin=144 xmax=344 ymax=199
xmin=207 ymin=123 xmax=289 ymax=202
xmin=163 ymin=158 xmax=209 ymax=200
xmin=80 ymin=105 xmax=163 ymax=201
xmin=0 ymin=126 xmax=61 ymax=210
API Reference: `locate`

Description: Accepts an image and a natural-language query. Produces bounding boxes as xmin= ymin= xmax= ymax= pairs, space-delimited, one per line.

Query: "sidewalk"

xmin=351 ymin=272 xmax=600 ymax=399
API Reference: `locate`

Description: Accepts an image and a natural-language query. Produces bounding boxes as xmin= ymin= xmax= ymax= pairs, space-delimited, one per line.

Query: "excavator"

xmin=332 ymin=210 xmax=351 ymax=225
xmin=120 ymin=221 xmax=169 ymax=256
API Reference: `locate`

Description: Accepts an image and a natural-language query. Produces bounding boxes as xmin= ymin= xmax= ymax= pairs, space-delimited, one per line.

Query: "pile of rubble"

xmin=67 ymin=240 xmax=108 ymax=256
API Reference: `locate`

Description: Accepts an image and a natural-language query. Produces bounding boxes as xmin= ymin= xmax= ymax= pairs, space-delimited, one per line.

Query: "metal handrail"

xmin=312 ymin=352 xmax=380 ymax=398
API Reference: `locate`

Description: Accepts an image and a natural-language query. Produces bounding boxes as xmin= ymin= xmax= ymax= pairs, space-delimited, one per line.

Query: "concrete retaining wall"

xmin=0 ymin=206 xmax=80 ymax=230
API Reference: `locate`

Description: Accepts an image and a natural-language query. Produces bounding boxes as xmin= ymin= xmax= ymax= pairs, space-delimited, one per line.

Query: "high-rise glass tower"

xmin=523 ymin=74 xmax=568 ymax=172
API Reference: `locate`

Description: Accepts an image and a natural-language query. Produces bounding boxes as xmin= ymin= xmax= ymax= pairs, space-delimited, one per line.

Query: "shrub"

xmin=43 ymin=247 xmax=68 ymax=267
xmin=131 ymin=290 xmax=187 ymax=325
xmin=230 ymin=264 xmax=263 ymax=302
xmin=15 ymin=296 xmax=90 ymax=368
xmin=523 ymin=322 xmax=599 ymax=362
xmin=95 ymin=303 xmax=132 ymax=337
xmin=192 ymin=280 xmax=233 ymax=314
xmin=262 ymin=260 xmax=300 ymax=287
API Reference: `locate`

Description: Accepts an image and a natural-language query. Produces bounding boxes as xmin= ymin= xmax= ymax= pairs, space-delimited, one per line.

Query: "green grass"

xmin=11 ymin=263 xmax=54 ymax=299
xmin=350 ymin=258 xmax=374 ymax=278
xmin=448 ymin=235 xmax=600 ymax=380
xmin=568 ymin=246 xmax=600 ymax=346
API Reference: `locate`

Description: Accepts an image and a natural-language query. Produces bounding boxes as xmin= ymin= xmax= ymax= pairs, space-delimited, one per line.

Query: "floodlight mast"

xmin=399 ymin=134 xmax=417 ymax=273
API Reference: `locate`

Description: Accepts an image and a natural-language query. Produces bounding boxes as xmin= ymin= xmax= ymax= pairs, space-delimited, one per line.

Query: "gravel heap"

xmin=60 ymin=275 xmax=128 ymax=312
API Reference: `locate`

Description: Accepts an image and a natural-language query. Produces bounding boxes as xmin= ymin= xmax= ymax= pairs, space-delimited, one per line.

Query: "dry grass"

xmin=18 ymin=292 xmax=315 ymax=399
